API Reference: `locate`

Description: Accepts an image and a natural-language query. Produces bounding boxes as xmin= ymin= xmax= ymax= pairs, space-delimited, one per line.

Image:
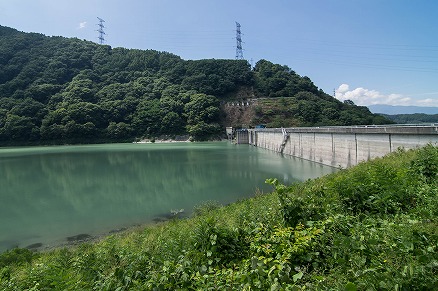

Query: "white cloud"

xmin=337 ymin=83 xmax=350 ymax=94
xmin=416 ymin=98 xmax=438 ymax=107
xmin=78 ymin=21 xmax=87 ymax=29
xmin=334 ymin=83 xmax=438 ymax=107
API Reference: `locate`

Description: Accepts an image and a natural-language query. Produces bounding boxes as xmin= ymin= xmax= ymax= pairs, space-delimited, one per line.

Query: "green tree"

xmin=161 ymin=112 xmax=185 ymax=135
xmin=1 ymin=114 xmax=38 ymax=141
xmin=106 ymin=122 xmax=132 ymax=140
xmin=133 ymin=99 xmax=162 ymax=136
xmin=184 ymin=93 xmax=220 ymax=140
xmin=61 ymin=76 xmax=96 ymax=103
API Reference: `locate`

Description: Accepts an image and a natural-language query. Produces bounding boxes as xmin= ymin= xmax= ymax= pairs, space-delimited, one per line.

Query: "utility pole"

xmin=97 ymin=17 xmax=106 ymax=44
xmin=235 ymin=22 xmax=244 ymax=60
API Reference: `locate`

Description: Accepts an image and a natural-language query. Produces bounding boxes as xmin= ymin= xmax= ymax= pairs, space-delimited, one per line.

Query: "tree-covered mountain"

xmin=0 ymin=25 xmax=389 ymax=145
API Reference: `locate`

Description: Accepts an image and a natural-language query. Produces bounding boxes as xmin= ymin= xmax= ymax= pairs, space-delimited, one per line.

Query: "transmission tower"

xmin=97 ymin=17 xmax=106 ymax=44
xmin=235 ymin=22 xmax=244 ymax=60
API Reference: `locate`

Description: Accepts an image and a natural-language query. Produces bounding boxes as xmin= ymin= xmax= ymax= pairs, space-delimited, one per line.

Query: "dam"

xmin=235 ymin=125 xmax=438 ymax=168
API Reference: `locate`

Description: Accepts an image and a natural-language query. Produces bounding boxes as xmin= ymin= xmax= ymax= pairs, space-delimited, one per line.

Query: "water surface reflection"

xmin=0 ymin=142 xmax=336 ymax=251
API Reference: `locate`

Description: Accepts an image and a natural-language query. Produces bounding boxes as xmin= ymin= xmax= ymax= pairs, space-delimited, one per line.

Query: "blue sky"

xmin=1 ymin=0 xmax=437 ymax=107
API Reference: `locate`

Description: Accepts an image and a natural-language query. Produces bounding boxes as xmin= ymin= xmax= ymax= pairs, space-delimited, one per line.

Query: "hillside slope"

xmin=223 ymin=96 xmax=386 ymax=128
xmin=0 ymin=25 xmax=390 ymax=144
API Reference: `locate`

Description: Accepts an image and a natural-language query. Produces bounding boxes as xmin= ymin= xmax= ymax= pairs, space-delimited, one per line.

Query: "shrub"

xmin=192 ymin=216 xmax=248 ymax=266
xmin=0 ymin=248 xmax=35 ymax=268
xmin=410 ymin=143 xmax=438 ymax=183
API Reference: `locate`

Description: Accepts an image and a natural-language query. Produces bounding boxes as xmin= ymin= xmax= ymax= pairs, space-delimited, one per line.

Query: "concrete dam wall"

xmin=236 ymin=125 xmax=438 ymax=168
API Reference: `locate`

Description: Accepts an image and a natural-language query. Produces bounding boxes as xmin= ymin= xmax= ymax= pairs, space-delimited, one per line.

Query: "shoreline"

xmin=22 ymin=211 xmax=189 ymax=254
xmin=134 ymin=139 xmax=191 ymax=144
xmin=134 ymin=134 xmax=192 ymax=144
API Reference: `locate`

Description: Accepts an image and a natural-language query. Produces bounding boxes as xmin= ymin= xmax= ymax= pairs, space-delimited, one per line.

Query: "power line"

xmin=235 ymin=22 xmax=244 ymax=60
xmin=97 ymin=17 xmax=106 ymax=44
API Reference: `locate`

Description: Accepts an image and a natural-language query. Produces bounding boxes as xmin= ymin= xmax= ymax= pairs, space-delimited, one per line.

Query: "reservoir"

xmin=0 ymin=142 xmax=336 ymax=252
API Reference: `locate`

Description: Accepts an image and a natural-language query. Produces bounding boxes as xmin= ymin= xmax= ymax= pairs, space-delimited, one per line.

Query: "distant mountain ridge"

xmin=368 ymin=104 xmax=438 ymax=115
xmin=380 ymin=113 xmax=438 ymax=124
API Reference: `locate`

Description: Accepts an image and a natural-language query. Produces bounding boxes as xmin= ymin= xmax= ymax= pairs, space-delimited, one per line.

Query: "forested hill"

xmin=0 ymin=25 xmax=389 ymax=145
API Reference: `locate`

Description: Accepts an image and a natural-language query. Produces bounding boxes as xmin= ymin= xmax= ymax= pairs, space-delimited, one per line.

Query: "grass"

xmin=1 ymin=145 xmax=437 ymax=290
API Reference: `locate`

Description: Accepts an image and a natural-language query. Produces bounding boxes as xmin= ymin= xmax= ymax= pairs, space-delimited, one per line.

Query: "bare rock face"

xmin=222 ymin=101 xmax=257 ymax=128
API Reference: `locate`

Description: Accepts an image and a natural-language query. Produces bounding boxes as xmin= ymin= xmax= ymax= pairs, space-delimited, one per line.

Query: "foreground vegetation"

xmin=1 ymin=145 xmax=437 ymax=290
xmin=0 ymin=25 xmax=389 ymax=145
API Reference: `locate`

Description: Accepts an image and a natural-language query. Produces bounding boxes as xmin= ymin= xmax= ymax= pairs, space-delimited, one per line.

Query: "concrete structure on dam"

xmin=235 ymin=125 xmax=438 ymax=168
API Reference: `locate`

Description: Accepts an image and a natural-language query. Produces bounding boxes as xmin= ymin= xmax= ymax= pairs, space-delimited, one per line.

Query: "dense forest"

xmin=0 ymin=25 xmax=389 ymax=145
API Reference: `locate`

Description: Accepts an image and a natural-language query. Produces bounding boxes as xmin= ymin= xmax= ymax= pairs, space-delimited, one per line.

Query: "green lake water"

xmin=0 ymin=142 xmax=336 ymax=252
